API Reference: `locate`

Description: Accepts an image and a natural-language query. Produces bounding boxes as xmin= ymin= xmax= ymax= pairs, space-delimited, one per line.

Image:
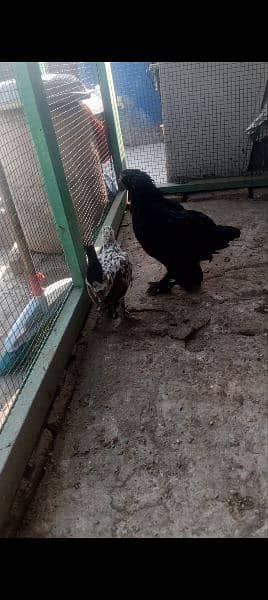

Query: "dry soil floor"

xmin=18 ymin=192 xmax=268 ymax=537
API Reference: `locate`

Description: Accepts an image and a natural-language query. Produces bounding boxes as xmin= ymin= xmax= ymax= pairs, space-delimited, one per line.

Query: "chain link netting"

xmin=43 ymin=62 xmax=117 ymax=244
xmin=110 ymin=62 xmax=268 ymax=185
xmin=0 ymin=63 xmax=73 ymax=429
xmin=0 ymin=62 xmax=117 ymax=430
xmin=111 ymin=62 xmax=165 ymax=184
xmin=1 ymin=61 xmax=267 ymax=430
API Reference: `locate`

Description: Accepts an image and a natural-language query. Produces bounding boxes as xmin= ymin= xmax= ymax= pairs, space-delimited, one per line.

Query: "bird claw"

xmin=147 ymin=281 xmax=171 ymax=296
xmin=111 ymin=308 xmax=139 ymax=328
xmin=123 ymin=310 xmax=140 ymax=322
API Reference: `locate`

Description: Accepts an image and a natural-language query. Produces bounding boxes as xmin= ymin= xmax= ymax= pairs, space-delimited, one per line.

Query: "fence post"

xmin=11 ymin=62 xmax=86 ymax=288
xmin=96 ymin=62 xmax=126 ymax=181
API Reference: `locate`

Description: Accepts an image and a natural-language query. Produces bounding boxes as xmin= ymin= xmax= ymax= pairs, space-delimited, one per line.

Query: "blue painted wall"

xmin=78 ymin=62 xmax=162 ymax=126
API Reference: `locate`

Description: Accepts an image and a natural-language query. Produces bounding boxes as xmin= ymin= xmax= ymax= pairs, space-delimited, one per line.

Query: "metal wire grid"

xmin=160 ymin=62 xmax=268 ymax=182
xmin=111 ymin=62 xmax=268 ymax=185
xmin=0 ymin=64 xmax=71 ymax=430
xmin=43 ymin=62 xmax=118 ymax=245
xmin=0 ymin=61 xmax=119 ymax=429
xmin=111 ymin=62 xmax=166 ymax=184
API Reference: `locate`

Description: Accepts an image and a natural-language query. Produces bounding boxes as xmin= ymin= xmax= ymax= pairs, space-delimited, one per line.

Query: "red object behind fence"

xmin=81 ymin=104 xmax=110 ymax=164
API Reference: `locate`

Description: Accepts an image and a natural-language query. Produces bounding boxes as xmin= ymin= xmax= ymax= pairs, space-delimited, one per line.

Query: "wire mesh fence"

xmin=110 ymin=61 xmax=268 ymax=185
xmin=0 ymin=61 xmax=117 ymax=430
xmin=42 ymin=62 xmax=118 ymax=244
xmin=0 ymin=66 xmax=73 ymax=429
xmin=111 ymin=62 xmax=165 ymax=184
xmin=1 ymin=61 xmax=267 ymax=431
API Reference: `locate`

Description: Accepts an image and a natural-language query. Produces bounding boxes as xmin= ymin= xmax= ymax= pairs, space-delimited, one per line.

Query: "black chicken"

xmin=120 ymin=169 xmax=240 ymax=295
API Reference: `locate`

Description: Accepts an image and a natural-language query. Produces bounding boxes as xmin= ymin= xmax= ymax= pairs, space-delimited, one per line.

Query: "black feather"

xmin=84 ymin=244 xmax=103 ymax=284
xmin=121 ymin=169 xmax=241 ymax=293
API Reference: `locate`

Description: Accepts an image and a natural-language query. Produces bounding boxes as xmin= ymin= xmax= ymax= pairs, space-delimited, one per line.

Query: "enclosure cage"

xmin=0 ymin=61 xmax=268 ymax=531
xmin=0 ymin=62 xmax=120 ymax=433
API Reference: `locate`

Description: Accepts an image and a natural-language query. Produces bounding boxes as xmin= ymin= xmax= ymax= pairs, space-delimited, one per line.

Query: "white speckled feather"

xmin=85 ymin=227 xmax=132 ymax=309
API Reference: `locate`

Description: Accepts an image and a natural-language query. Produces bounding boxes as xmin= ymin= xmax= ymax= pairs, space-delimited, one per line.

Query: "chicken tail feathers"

xmin=84 ymin=245 xmax=104 ymax=284
xmin=215 ymin=225 xmax=241 ymax=241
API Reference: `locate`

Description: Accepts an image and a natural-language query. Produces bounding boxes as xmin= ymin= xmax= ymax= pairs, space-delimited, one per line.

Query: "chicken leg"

xmin=147 ymin=273 xmax=176 ymax=295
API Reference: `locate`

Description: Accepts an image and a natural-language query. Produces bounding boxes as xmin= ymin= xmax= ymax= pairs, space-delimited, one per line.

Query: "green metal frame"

xmin=97 ymin=62 xmax=126 ymax=181
xmin=158 ymin=174 xmax=268 ymax=195
xmin=3 ymin=57 xmax=267 ymax=532
xmin=0 ymin=62 xmax=129 ymax=532
xmin=0 ymin=287 xmax=89 ymax=533
xmin=97 ymin=62 xmax=268 ymax=196
xmin=12 ymin=62 xmax=86 ymax=288
xmin=0 ymin=190 xmax=127 ymax=533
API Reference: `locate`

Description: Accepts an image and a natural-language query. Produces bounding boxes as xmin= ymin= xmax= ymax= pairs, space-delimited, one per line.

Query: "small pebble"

xmin=209 ymin=420 xmax=214 ymax=426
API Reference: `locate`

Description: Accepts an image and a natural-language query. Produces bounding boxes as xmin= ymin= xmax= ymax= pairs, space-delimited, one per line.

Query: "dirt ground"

xmin=18 ymin=191 xmax=268 ymax=538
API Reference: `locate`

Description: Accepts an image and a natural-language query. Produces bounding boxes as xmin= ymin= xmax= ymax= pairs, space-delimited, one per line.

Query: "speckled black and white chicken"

xmin=85 ymin=226 xmax=132 ymax=319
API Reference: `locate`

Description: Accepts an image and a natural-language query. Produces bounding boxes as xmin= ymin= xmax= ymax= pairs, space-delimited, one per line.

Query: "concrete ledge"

xmin=0 ymin=287 xmax=89 ymax=531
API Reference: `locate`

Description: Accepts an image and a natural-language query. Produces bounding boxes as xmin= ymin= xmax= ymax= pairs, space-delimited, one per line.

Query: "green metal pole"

xmin=96 ymin=62 xmax=126 ymax=182
xmin=11 ymin=62 xmax=86 ymax=288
